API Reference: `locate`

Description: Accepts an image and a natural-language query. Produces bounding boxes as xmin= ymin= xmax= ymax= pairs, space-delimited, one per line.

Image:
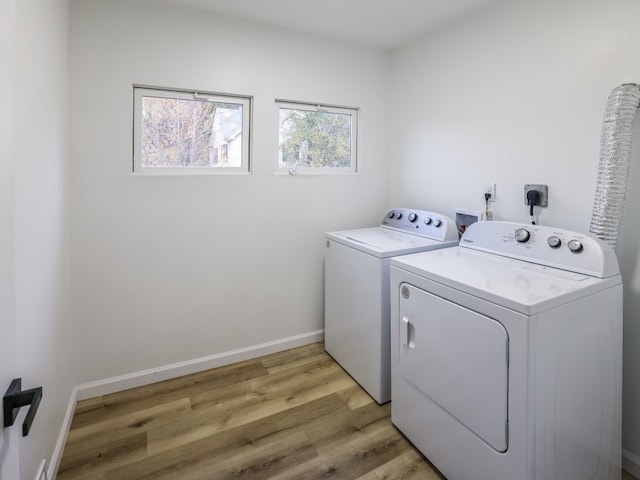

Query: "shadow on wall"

xmin=617 ymin=100 xmax=640 ymax=470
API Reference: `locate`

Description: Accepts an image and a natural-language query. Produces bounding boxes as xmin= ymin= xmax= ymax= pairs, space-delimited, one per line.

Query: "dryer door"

xmin=398 ymin=283 xmax=509 ymax=452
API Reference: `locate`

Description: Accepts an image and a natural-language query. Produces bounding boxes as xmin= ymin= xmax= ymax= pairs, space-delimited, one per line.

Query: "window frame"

xmin=275 ymin=99 xmax=358 ymax=175
xmin=132 ymin=85 xmax=252 ymax=175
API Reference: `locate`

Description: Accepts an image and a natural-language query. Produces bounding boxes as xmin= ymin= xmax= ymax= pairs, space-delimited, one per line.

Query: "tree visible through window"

xmin=277 ymin=101 xmax=357 ymax=174
xmin=133 ymin=87 xmax=251 ymax=173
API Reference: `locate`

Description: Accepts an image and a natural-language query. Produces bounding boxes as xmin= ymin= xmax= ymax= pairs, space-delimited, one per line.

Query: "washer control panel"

xmin=382 ymin=208 xmax=458 ymax=242
xmin=459 ymin=221 xmax=619 ymax=278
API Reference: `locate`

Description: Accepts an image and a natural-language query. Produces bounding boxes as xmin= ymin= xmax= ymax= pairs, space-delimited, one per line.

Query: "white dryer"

xmin=325 ymin=208 xmax=458 ymax=404
xmin=390 ymin=221 xmax=622 ymax=480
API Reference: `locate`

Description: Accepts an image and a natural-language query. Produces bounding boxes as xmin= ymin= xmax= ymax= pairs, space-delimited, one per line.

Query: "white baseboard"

xmin=623 ymin=448 xmax=640 ymax=478
xmin=47 ymin=387 xmax=77 ymax=480
xmin=74 ymin=330 xmax=324 ymax=401
xmin=35 ymin=459 xmax=46 ymax=480
xmin=47 ymin=330 xmax=323 ymax=479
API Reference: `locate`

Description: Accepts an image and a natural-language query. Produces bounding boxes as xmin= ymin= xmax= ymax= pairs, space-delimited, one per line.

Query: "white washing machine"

xmin=390 ymin=221 xmax=622 ymax=480
xmin=324 ymin=208 xmax=458 ymax=404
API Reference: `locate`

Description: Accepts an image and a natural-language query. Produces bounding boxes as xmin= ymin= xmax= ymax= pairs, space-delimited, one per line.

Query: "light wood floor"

xmin=57 ymin=342 xmax=638 ymax=480
xmin=57 ymin=342 xmax=443 ymax=479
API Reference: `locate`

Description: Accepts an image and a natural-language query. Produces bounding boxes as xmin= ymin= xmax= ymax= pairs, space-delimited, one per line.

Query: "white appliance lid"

xmin=326 ymin=227 xmax=457 ymax=258
xmin=391 ymin=246 xmax=621 ymax=315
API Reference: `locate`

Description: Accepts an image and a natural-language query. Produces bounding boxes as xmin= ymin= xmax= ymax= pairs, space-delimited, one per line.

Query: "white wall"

xmin=390 ymin=0 xmax=640 ymax=473
xmin=69 ymin=0 xmax=391 ymax=383
xmin=0 ymin=0 xmax=19 ymax=478
xmin=1 ymin=0 xmax=73 ymax=478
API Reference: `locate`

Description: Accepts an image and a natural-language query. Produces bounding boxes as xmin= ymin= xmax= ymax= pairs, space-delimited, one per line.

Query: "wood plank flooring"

xmin=57 ymin=342 xmax=444 ymax=479
xmin=57 ymin=341 xmax=639 ymax=480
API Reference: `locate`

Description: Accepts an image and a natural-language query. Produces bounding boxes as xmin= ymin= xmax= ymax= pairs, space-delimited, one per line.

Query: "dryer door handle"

xmin=401 ymin=316 xmax=413 ymax=348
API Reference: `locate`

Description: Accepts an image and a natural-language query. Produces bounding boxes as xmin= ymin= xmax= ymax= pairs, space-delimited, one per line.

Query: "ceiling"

xmin=157 ymin=0 xmax=504 ymax=50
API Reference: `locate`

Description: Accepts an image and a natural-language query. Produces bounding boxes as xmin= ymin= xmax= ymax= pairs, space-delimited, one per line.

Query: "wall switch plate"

xmin=524 ymin=184 xmax=548 ymax=207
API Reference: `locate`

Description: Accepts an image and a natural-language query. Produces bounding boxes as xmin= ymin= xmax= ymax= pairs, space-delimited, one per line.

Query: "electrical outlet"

xmin=524 ymin=184 xmax=548 ymax=207
xmin=485 ymin=183 xmax=496 ymax=201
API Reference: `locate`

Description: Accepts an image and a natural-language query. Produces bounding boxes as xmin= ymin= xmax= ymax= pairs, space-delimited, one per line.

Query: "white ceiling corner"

xmin=156 ymin=0 xmax=505 ymax=49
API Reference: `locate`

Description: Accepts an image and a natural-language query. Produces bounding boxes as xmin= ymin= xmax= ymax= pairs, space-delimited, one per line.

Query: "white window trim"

xmin=275 ymin=99 xmax=358 ymax=175
xmin=133 ymin=85 xmax=252 ymax=175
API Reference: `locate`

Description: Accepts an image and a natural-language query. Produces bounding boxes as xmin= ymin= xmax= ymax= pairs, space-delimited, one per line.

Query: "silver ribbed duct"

xmin=589 ymin=83 xmax=640 ymax=249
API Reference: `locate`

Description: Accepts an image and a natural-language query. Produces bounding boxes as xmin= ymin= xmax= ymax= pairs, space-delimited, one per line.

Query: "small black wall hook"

xmin=3 ymin=378 xmax=43 ymax=436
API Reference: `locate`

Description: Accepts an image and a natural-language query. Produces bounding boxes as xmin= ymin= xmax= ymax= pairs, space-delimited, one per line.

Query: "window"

xmin=133 ymin=86 xmax=251 ymax=174
xmin=277 ymin=100 xmax=358 ymax=174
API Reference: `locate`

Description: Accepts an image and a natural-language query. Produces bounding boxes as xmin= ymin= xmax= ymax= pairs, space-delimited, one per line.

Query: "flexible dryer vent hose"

xmin=589 ymin=83 xmax=640 ymax=249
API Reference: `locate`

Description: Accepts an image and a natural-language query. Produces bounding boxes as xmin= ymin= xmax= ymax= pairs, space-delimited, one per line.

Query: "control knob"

xmin=408 ymin=213 xmax=418 ymax=223
xmin=433 ymin=218 xmax=442 ymax=227
xmin=547 ymin=236 xmax=561 ymax=248
xmin=396 ymin=212 xmax=403 ymax=220
xmin=514 ymin=228 xmax=530 ymax=243
xmin=568 ymin=239 xmax=583 ymax=253
xmin=388 ymin=211 xmax=395 ymax=219
xmin=424 ymin=217 xmax=432 ymax=225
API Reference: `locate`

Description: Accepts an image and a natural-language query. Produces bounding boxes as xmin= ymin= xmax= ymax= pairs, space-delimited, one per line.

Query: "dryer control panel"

xmin=381 ymin=208 xmax=457 ymax=242
xmin=459 ymin=221 xmax=619 ymax=278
